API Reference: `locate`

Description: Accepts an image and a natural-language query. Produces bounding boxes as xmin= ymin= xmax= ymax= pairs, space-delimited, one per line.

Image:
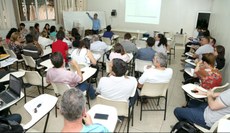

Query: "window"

xmin=18 ymin=0 xmax=55 ymax=21
xmin=125 ymin=0 xmax=162 ymax=24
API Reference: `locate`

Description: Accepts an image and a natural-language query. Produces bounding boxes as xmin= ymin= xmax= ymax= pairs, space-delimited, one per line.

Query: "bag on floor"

xmin=170 ymin=121 xmax=200 ymax=133
xmin=0 ymin=117 xmax=24 ymax=133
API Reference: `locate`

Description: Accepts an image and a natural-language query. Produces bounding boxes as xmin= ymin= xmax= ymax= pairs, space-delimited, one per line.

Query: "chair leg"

xmin=164 ymin=90 xmax=168 ymax=120
xmin=157 ymin=97 xmax=160 ymax=106
xmin=140 ymin=97 xmax=143 ymax=121
xmin=43 ymin=112 xmax=50 ymax=133
xmin=131 ymin=106 xmax=134 ymax=126
xmin=37 ymin=86 xmax=41 ymax=94
xmin=55 ymin=104 xmax=57 ymax=118
xmin=127 ymin=107 xmax=131 ymax=133
xmin=24 ymin=86 xmax=27 ymax=103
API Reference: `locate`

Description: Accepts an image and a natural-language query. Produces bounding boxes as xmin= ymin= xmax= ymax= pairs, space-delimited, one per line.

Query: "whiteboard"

xmin=63 ymin=11 xmax=107 ymax=31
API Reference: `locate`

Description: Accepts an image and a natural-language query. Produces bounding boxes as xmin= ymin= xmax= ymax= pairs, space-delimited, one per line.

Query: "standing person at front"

xmin=86 ymin=12 xmax=101 ymax=34
xmin=52 ymin=30 xmax=68 ymax=63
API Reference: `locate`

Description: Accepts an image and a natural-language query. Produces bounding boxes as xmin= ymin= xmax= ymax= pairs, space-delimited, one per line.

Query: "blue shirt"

xmin=135 ymin=47 xmax=156 ymax=61
xmin=88 ymin=14 xmax=101 ymax=30
xmin=81 ymin=123 xmax=109 ymax=132
xmin=103 ymin=31 xmax=114 ymax=39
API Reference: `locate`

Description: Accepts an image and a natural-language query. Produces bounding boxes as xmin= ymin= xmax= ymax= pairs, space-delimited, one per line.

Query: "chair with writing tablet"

xmin=22 ymin=94 xmax=57 ymax=132
xmin=102 ymin=37 xmax=112 ymax=45
xmin=134 ymin=59 xmax=152 ymax=78
xmin=5 ymin=49 xmax=24 ymax=70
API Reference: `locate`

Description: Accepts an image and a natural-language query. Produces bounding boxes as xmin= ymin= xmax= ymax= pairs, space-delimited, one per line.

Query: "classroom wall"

xmin=87 ymin=0 xmax=213 ymax=37
xmin=209 ymin=0 xmax=230 ymax=83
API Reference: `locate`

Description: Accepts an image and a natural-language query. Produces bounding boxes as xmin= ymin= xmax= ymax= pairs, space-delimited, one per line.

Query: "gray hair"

xmin=155 ymin=52 xmax=168 ymax=67
xmin=92 ymin=35 xmax=99 ymax=42
xmin=60 ymin=88 xmax=86 ymax=121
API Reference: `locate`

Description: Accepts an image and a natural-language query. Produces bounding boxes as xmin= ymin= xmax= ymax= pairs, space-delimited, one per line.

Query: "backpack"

xmin=170 ymin=121 xmax=201 ymax=133
xmin=0 ymin=117 xmax=24 ymax=133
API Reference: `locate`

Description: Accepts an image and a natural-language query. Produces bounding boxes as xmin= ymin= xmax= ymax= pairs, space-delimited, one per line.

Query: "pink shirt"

xmin=109 ymin=52 xmax=130 ymax=62
xmin=46 ymin=67 xmax=81 ymax=87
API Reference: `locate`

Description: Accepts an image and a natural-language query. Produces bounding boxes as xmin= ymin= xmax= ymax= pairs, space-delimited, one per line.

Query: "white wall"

xmin=87 ymin=0 xmax=213 ymax=37
xmin=209 ymin=0 xmax=230 ymax=83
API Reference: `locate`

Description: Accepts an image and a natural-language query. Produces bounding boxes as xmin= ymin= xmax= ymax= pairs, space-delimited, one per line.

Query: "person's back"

xmin=71 ymin=48 xmax=90 ymax=66
xmin=23 ymin=34 xmax=42 ymax=59
xmin=90 ymin=35 xmax=108 ymax=52
xmin=120 ymin=33 xmax=138 ymax=53
xmin=136 ymin=37 xmax=156 ymax=61
xmin=38 ymin=31 xmax=53 ymax=49
xmin=103 ymin=25 xmax=114 ymax=39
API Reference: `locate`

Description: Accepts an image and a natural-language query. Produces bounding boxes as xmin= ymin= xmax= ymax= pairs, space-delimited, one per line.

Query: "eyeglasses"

xmin=34 ymin=103 xmax=42 ymax=113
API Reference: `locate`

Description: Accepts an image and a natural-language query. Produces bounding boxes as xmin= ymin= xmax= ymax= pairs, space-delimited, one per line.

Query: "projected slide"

xmin=125 ymin=0 xmax=162 ymax=24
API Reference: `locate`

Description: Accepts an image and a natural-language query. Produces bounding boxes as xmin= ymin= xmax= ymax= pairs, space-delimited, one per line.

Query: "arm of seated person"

xmin=87 ymin=50 xmax=97 ymax=65
xmin=70 ymin=60 xmax=83 ymax=82
xmin=207 ymin=90 xmax=226 ymax=111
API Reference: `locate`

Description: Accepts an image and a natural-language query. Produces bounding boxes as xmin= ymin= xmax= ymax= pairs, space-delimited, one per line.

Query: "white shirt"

xmin=97 ymin=76 xmax=137 ymax=101
xmin=38 ymin=36 xmax=53 ymax=49
xmin=138 ymin=67 xmax=173 ymax=84
xmin=90 ymin=41 xmax=108 ymax=52
xmin=71 ymin=48 xmax=90 ymax=66
xmin=63 ymin=38 xmax=72 ymax=47
xmin=109 ymin=52 xmax=131 ymax=62
xmin=154 ymin=41 xmax=167 ymax=55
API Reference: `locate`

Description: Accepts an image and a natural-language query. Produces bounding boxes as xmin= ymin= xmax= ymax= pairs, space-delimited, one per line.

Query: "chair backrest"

xmin=24 ymin=71 xmax=42 ymax=86
xmin=102 ymin=37 xmax=112 ymax=45
xmin=2 ymin=43 xmax=9 ymax=51
xmin=96 ymin=95 xmax=129 ymax=117
xmin=21 ymin=54 xmax=36 ymax=68
xmin=141 ymin=82 xmax=169 ymax=97
xmin=134 ymin=59 xmax=152 ymax=73
xmin=5 ymin=49 xmax=17 ymax=58
xmin=51 ymin=82 xmax=70 ymax=96
xmin=212 ymin=83 xmax=229 ymax=93
xmin=69 ymin=63 xmax=86 ymax=72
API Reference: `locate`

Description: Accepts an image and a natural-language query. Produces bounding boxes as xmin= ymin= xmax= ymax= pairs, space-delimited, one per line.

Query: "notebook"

xmin=0 ymin=74 xmax=22 ymax=104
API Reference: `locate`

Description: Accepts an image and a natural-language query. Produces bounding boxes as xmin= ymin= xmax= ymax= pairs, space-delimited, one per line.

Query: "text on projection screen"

xmin=125 ymin=0 xmax=162 ymax=24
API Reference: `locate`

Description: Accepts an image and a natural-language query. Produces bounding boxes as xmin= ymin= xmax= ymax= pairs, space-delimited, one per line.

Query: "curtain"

xmin=54 ymin=0 xmax=79 ymax=25
xmin=0 ymin=0 xmax=9 ymax=29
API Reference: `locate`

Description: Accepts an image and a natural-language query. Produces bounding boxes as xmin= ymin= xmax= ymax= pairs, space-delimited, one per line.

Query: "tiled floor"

xmin=9 ymin=44 xmax=186 ymax=132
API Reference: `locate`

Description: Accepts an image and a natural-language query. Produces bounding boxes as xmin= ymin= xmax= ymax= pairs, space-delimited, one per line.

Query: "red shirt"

xmin=52 ymin=40 xmax=68 ymax=62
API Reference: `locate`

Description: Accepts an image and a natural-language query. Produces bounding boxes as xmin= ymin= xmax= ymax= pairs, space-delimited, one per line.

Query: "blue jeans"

xmin=174 ymin=100 xmax=210 ymax=129
xmin=77 ymin=82 xmax=96 ymax=99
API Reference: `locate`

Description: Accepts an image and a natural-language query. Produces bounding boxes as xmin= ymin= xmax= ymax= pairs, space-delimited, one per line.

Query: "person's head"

xmin=200 ymin=36 xmax=210 ymax=45
xmin=50 ymin=26 xmax=56 ymax=33
xmin=146 ymin=37 xmax=155 ymax=47
xmin=201 ymin=53 xmax=216 ymax=67
xmin=210 ymin=37 xmax=216 ymax=46
xmin=114 ymin=43 xmax=125 ymax=55
xmin=156 ymin=34 xmax=167 ymax=47
xmin=60 ymin=88 xmax=86 ymax=122
xmin=71 ymin=28 xmax=79 ymax=37
xmin=44 ymin=23 xmax=50 ymax=30
xmin=79 ymin=38 xmax=90 ymax=49
xmin=50 ymin=52 xmax=64 ymax=68
xmin=94 ymin=13 xmax=98 ymax=19
xmin=56 ymin=30 xmax=65 ymax=40
xmin=106 ymin=25 xmax=111 ymax=31
xmin=19 ymin=23 xmax=26 ymax=30
xmin=111 ymin=58 xmax=128 ymax=77
xmin=34 ymin=23 xmax=40 ymax=30
xmin=6 ymin=28 xmax=18 ymax=39
xmin=124 ymin=33 xmax=132 ymax=40
xmin=92 ymin=35 xmax=99 ymax=42
xmin=25 ymin=34 xmax=34 ymax=43
xmin=41 ymin=31 xmax=48 ymax=38
xmin=59 ymin=26 xmax=64 ymax=32
xmin=153 ymin=53 xmax=168 ymax=68
xmin=10 ymin=32 xmax=21 ymax=42
xmin=215 ymin=45 xmax=225 ymax=59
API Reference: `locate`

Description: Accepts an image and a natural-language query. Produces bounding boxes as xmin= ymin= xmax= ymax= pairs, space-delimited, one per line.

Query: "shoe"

xmin=180 ymin=69 xmax=184 ymax=72
xmin=141 ymin=98 xmax=148 ymax=104
xmin=182 ymin=81 xmax=186 ymax=84
xmin=181 ymin=63 xmax=185 ymax=66
xmin=90 ymin=78 xmax=97 ymax=83
xmin=180 ymin=59 xmax=185 ymax=62
xmin=181 ymin=55 xmax=186 ymax=57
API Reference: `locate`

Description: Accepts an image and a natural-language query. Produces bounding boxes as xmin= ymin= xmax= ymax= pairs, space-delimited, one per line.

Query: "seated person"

xmin=8 ymin=32 xmax=24 ymax=59
xmin=136 ymin=37 xmax=156 ymax=61
xmin=154 ymin=34 xmax=168 ymax=56
xmin=61 ymin=89 xmax=109 ymax=132
xmin=23 ymin=34 xmax=43 ymax=60
xmin=0 ymin=108 xmax=21 ymax=124
xmin=38 ymin=31 xmax=53 ymax=49
xmin=49 ymin=25 xmax=57 ymax=40
xmin=46 ymin=52 xmax=96 ymax=99
xmin=174 ymin=88 xmax=230 ymax=129
xmin=5 ymin=28 xmax=18 ymax=44
xmin=97 ymin=58 xmax=137 ymax=101
xmin=90 ymin=35 xmax=108 ymax=52
xmin=102 ymin=25 xmax=114 ymax=39
xmin=120 ymin=33 xmax=138 ymax=54
xmin=138 ymin=53 xmax=173 ymax=88
xmin=214 ymin=45 xmax=225 ymax=70
xmin=109 ymin=43 xmax=131 ymax=63
xmin=52 ymin=30 xmax=68 ymax=63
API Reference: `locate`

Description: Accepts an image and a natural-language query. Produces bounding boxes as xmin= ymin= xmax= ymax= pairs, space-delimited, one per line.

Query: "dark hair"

xmin=146 ymin=37 xmax=155 ymax=47
xmin=124 ymin=33 xmax=131 ymax=40
xmin=112 ymin=58 xmax=128 ymax=77
xmin=50 ymin=26 xmax=56 ymax=33
xmin=201 ymin=36 xmax=210 ymax=43
xmin=56 ymin=30 xmax=65 ymax=40
xmin=25 ymin=34 xmax=34 ymax=43
xmin=6 ymin=28 xmax=18 ymax=39
xmin=43 ymin=23 xmax=50 ymax=30
xmin=71 ymin=28 xmax=79 ymax=37
xmin=202 ymin=53 xmax=216 ymax=67
xmin=114 ymin=43 xmax=125 ymax=55
xmin=157 ymin=34 xmax=167 ymax=47
xmin=34 ymin=23 xmax=39 ymax=29
xmin=210 ymin=37 xmax=216 ymax=45
xmin=19 ymin=23 xmax=25 ymax=27
xmin=106 ymin=25 xmax=111 ymax=31
xmin=79 ymin=38 xmax=90 ymax=49
xmin=51 ymin=52 xmax=63 ymax=68
xmin=72 ymin=34 xmax=81 ymax=48
xmin=216 ymin=45 xmax=225 ymax=59
xmin=59 ymin=26 xmax=64 ymax=31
